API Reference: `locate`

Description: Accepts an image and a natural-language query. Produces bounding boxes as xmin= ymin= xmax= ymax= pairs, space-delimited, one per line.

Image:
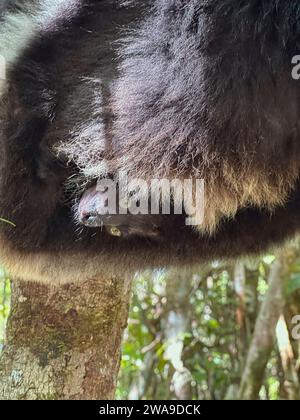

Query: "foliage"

xmin=0 ymin=270 xmax=10 ymax=353
xmin=117 ymin=254 xmax=300 ymax=400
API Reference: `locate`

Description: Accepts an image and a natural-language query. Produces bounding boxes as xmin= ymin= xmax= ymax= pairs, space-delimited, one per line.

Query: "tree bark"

xmin=238 ymin=246 xmax=299 ymax=400
xmin=163 ymin=268 xmax=196 ymax=400
xmin=0 ymin=276 xmax=132 ymax=400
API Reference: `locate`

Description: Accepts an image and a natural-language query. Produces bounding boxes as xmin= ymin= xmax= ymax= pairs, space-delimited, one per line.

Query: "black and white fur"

xmin=1 ymin=0 xmax=300 ymax=284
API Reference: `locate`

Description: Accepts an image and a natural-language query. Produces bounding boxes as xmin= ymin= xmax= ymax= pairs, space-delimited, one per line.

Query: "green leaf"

xmin=286 ymin=274 xmax=300 ymax=295
xmin=262 ymin=255 xmax=276 ymax=265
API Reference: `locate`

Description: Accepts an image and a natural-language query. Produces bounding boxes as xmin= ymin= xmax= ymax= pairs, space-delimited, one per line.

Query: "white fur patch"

xmin=0 ymin=0 xmax=80 ymax=68
xmin=0 ymin=7 xmax=36 ymax=66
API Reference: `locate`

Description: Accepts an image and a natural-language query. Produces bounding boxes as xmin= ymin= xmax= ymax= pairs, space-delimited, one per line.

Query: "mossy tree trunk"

xmin=0 ymin=276 xmax=131 ymax=400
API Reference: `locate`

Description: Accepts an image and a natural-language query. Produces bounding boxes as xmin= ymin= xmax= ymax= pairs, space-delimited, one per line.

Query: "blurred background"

xmin=1 ymin=245 xmax=300 ymax=400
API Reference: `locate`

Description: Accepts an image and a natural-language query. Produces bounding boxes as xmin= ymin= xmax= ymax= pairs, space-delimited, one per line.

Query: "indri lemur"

xmin=1 ymin=0 xmax=300 ymax=284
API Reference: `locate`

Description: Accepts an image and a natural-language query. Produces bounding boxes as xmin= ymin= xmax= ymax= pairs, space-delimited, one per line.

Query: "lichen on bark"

xmin=0 ymin=275 xmax=132 ymax=400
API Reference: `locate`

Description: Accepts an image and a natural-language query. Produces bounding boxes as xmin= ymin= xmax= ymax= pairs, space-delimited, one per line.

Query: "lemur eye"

xmin=110 ymin=227 xmax=122 ymax=237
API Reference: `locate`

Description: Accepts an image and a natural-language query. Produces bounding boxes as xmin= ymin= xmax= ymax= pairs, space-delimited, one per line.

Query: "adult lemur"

xmin=1 ymin=0 xmax=300 ymax=284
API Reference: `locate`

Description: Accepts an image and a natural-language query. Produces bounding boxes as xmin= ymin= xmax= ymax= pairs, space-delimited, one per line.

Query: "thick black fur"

xmin=1 ymin=0 xmax=300 ymax=284
xmin=113 ymin=0 xmax=300 ymax=176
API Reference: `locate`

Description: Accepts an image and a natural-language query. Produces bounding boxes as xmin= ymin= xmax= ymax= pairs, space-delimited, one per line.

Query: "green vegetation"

xmin=0 ymin=270 xmax=10 ymax=353
xmin=117 ymin=254 xmax=300 ymax=400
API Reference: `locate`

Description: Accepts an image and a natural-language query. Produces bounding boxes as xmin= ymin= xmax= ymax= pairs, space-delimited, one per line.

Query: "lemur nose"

xmin=80 ymin=212 xmax=101 ymax=228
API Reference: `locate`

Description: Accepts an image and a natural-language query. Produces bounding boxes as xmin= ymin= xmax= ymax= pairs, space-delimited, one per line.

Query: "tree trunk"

xmin=163 ymin=268 xmax=198 ymax=400
xmin=0 ymin=276 xmax=132 ymax=400
xmin=238 ymin=246 xmax=299 ymax=400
